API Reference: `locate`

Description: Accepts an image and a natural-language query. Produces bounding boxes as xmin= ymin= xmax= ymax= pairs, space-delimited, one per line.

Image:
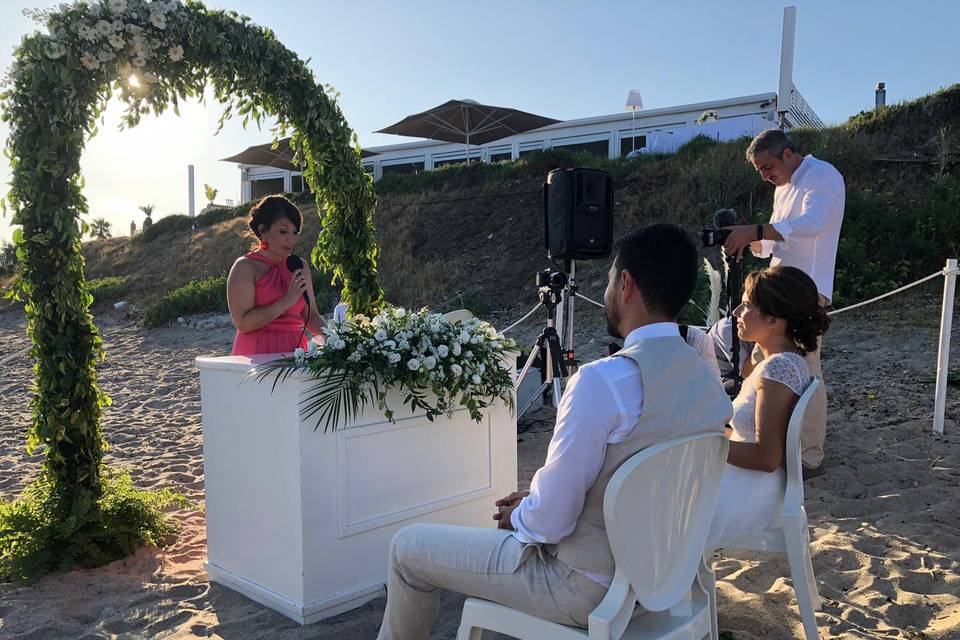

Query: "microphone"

xmin=712 ymin=208 xmax=739 ymax=230
xmin=285 ymin=255 xmax=310 ymax=306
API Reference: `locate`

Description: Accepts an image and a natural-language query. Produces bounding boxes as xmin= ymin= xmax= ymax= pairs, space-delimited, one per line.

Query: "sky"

xmin=0 ymin=0 xmax=957 ymax=244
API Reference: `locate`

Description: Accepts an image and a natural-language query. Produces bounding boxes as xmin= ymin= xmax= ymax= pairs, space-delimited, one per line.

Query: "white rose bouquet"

xmin=254 ymin=307 xmax=516 ymax=431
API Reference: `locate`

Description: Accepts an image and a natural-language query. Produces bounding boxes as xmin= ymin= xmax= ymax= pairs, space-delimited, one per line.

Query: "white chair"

xmin=442 ymin=309 xmax=475 ymax=323
xmin=714 ymin=378 xmax=822 ymax=640
xmin=456 ymin=432 xmax=729 ymax=640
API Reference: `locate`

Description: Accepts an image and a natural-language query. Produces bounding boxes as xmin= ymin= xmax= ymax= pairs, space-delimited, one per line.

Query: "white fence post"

xmin=933 ymin=258 xmax=958 ymax=434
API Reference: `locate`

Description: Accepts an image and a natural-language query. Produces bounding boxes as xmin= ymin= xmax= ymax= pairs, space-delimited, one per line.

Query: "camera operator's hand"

xmin=722 ymin=225 xmax=756 ymax=262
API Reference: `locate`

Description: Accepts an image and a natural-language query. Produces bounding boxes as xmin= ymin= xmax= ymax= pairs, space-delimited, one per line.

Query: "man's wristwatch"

xmin=756 ymin=224 xmax=763 ymax=241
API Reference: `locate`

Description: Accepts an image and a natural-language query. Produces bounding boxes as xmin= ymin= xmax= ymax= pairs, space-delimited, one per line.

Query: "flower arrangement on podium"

xmin=254 ymin=307 xmax=517 ymax=432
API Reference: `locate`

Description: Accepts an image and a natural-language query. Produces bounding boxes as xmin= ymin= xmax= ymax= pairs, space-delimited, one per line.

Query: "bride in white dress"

xmin=707 ymin=265 xmax=830 ymax=551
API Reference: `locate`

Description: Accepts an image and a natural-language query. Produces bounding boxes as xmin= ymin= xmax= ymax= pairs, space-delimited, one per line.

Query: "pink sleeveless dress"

xmin=231 ymin=251 xmax=309 ymax=356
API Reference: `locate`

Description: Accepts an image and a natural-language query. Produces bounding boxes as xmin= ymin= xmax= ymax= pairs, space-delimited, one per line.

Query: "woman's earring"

xmin=260 ymin=240 xmax=268 ymax=251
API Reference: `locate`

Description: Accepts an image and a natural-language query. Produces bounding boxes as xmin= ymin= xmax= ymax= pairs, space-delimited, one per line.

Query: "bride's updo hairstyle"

xmin=743 ymin=265 xmax=830 ymax=354
xmin=247 ymin=194 xmax=302 ymax=245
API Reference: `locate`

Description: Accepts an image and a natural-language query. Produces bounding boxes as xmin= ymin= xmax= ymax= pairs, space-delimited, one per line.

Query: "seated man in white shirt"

xmin=376 ymin=224 xmax=732 ymax=639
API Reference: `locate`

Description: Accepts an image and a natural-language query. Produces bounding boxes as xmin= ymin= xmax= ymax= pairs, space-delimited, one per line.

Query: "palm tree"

xmin=139 ymin=204 xmax=155 ymax=230
xmin=204 ymin=183 xmax=218 ymax=205
xmin=0 ymin=241 xmax=17 ymax=274
xmin=89 ymin=218 xmax=112 ymax=239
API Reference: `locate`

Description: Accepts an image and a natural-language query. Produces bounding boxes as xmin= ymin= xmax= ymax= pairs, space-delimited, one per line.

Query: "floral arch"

xmin=0 ymin=0 xmax=382 ymax=579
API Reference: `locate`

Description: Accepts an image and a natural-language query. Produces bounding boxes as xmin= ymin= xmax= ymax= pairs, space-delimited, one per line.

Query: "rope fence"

xmin=496 ymin=258 xmax=959 ymax=434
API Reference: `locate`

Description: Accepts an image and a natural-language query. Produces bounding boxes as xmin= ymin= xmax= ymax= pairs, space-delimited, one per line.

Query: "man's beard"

xmin=605 ymin=303 xmax=622 ymax=339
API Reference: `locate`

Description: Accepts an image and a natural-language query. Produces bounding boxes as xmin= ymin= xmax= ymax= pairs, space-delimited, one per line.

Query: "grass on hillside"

xmin=4 ymin=84 xmax=954 ymax=324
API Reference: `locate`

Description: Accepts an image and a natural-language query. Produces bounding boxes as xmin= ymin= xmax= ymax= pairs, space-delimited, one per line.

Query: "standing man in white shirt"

xmin=376 ymin=224 xmax=731 ymax=639
xmin=722 ymin=128 xmax=845 ymax=477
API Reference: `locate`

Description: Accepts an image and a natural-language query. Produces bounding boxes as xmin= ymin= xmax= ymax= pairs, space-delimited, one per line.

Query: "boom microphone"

xmin=285 ymin=254 xmax=310 ymax=306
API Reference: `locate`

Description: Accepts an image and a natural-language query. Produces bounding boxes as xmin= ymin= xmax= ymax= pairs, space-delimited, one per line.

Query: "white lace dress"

xmin=707 ymin=352 xmax=811 ymax=551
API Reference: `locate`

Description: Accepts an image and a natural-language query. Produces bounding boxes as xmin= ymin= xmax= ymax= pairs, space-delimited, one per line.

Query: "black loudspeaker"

xmin=543 ymin=168 xmax=614 ymax=260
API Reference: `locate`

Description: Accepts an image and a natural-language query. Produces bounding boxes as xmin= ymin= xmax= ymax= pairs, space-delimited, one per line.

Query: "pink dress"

xmin=231 ymin=251 xmax=309 ymax=356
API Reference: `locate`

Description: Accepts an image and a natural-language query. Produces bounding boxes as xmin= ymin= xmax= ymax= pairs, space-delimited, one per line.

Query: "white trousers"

xmin=376 ymin=523 xmax=608 ymax=640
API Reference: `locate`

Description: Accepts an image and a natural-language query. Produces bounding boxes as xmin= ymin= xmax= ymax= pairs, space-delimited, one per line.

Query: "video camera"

xmin=700 ymin=208 xmax=739 ymax=248
xmin=536 ymin=268 xmax=568 ymax=290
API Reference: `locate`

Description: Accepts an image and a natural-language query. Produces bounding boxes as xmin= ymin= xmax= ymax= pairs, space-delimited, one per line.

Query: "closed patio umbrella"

xmin=375 ymin=99 xmax=559 ymax=161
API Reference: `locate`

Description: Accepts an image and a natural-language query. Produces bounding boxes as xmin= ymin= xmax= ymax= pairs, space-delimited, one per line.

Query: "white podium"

xmin=195 ymin=355 xmax=518 ymax=624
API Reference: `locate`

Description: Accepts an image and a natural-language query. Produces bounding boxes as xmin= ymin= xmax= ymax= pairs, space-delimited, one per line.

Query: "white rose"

xmin=80 ymin=53 xmax=100 ymax=70
xmin=450 ymin=364 xmax=463 ymax=377
xmin=383 ymin=340 xmax=396 ymax=350
xmin=149 ymin=11 xmax=167 ymax=29
xmin=459 ymin=330 xmax=470 ymax=343
xmin=45 ymin=41 xmax=66 ymax=59
xmin=294 ymin=347 xmax=306 ymax=360
xmin=437 ymin=345 xmax=449 ymax=358
xmin=452 ymin=343 xmax=462 ymax=356
xmin=108 ymin=34 xmax=125 ymax=49
xmin=126 ymin=24 xmax=143 ymax=36
xmin=407 ymin=358 xmax=421 ymax=371
xmin=108 ymin=0 xmax=127 ymax=15
xmin=398 ymin=340 xmax=410 ymax=351
xmin=333 ymin=338 xmax=346 ymax=350
xmin=471 ymin=374 xmax=482 ymax=384
xmin=77 ymin=25 xmax=96 ymax=42
xmin=168 ymin=44 xmax=184 ymax=61
xmin=374 ymin=329 xmax=387 ymax=342
xmin=478 ymin=363 xmax=486 ymax=373
xmin=95 ymin=20 xmax=113 ymax=36
xmin=395 ymin=308 xmax=406 ymax=318
xmin=423 ymin=356 xmax=437 ymax=370
xmin=388 ymin=352 xmax=401 ymax=364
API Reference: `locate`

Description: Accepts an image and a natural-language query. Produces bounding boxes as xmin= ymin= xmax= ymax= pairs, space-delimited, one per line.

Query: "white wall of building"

xmin=238 ymin=91 xmax=821 ymax=198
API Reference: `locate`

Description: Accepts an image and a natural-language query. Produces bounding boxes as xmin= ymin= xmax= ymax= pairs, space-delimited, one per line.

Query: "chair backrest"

xmin=603 ymin=432 xmax=729 ymax=612
xmin=441 ymin=309 xmax=474 ymax=323
xmin=782 ymin=377 xmax=821 ymax=517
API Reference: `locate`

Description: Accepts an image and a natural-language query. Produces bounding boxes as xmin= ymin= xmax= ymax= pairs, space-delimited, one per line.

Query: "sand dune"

xmin=0 ymin=292 xmax=958 ymax=639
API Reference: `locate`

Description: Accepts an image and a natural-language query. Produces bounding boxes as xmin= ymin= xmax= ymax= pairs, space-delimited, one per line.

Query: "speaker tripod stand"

xmin=515 ymin=260 xmax=583 ymax=420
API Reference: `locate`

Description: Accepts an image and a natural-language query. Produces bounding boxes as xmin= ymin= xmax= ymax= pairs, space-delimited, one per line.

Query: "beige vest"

xmin=551 ymin=336 xmax=733 ymax=578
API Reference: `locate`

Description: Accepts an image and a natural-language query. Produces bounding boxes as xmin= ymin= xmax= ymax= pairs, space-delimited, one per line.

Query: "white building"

xmin=228 ymin=89 xmax=822 ymax=202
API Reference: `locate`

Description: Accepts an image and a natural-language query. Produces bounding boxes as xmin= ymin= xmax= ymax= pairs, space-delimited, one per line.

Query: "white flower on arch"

xmin=44 ymin=40 xmax=66 ymax=59
xmin=80 ymin=53 xmax=100 ymax=70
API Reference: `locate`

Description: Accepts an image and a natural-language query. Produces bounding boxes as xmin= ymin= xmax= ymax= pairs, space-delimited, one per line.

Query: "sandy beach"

xmin=1 ymin=290 xmax=958 ymax=640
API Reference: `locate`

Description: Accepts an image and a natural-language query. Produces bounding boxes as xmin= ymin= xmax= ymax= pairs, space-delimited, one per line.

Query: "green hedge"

xmin=142 ymin=275 xmax=228 ymax=328
xmin=137 ymin=214 xmax=195 ymax=244
xmin=87 ymin=276 xmax=132 ymax=305
xmin=143 ymin=271 xmax=340 ymax=328
xmin=373 ymin=148 xmax=667 ymax=197
xmin=134 ymin=198 xmax=299 ymax=244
